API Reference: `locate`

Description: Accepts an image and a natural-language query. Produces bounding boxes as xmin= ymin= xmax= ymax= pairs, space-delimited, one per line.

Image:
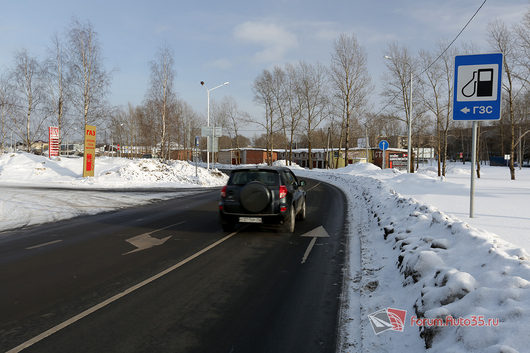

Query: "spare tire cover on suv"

xmin=240 ymin=181 xmax=271 ymax=213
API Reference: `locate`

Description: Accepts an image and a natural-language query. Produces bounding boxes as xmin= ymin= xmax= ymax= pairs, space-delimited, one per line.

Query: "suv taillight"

xmin=279 ymin=185 xmax=288 ymax=199
xmin=221 ymin=185 xmax=227 ymax=198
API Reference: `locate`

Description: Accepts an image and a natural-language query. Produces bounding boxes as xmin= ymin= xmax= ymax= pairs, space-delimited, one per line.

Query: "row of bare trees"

xmin=248 ymin=33 xmax=371 ymax=169
xmin=0 ymin=19 xmax=203 ymax=161
xmin=0 ymin=19 xmax=111 ymax=153
xmin=244 ymin=9 xmax=529 ymax=178
xmin=109 ymin=45 xmax=203 ymax=160
xmin=381 ymin=12 xmax=530 ymax=179
xmin=1 ymin=12 xmax=527 ymax=178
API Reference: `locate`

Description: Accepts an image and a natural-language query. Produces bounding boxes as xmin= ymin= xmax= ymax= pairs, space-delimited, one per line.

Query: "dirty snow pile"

xmin=295 ymin=166 xmax=530 ymax=353
xmin=0 ymin=153 xmax=228 ymax=232
xmin=272 ymin=159 xmax=304 ymax=169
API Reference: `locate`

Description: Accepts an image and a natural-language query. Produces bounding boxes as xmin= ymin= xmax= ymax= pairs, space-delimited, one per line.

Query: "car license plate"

xmin=239 ymin=217 xmax=262 ymax=223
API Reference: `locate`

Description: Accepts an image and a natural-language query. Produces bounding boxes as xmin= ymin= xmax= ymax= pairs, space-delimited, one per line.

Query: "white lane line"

xmin=7 ymin=230 xmax=240 ymax=353
xmin=142 ymin=221 xmax=186 ymax=237
xmin=25 ymin=240 xmax=63 ymax=250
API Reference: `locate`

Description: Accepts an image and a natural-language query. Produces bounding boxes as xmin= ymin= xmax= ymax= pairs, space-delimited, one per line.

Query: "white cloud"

xmin=233 ymin=21 xmax=298 ymax=62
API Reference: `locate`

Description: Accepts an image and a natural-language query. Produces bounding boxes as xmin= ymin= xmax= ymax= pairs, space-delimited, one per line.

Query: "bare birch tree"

xmin=0 ymin=75 xmax=14 ymax=152
xmin=271 ymin=66 xmax=290 ymax=157
xmin=419 ymin=49 xmax=444 ymax=176
xmin=67 ymin=19 xmax=110 ymax=128
xmin=284 ymin=63 xmax=303 ymax=165
xmin=253 ymin=69 xmax=278 ymax=165
xmin=44 ymin=33 xmax=70 ymax=142
xmin=146 ymin=45 xmax=176 ymax=160
xmin=330 ymin=33 xmax=371 ymax=166
xmin=11 ymin=50 xmax=46 ymax=152
xmin=489 ymin=20 xmax=523 ymax=180
xmin=296 ymin=61 xmax=329 ymax=169
xmin=215 ymin=97 xmax=246 ymax=164
xmin=383 ymin=42 xmax=417 ymax=172
xmin=514 ymin=9 xmax=530 ymax=86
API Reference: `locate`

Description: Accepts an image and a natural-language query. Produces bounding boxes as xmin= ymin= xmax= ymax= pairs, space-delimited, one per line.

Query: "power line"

xmin=377 ymin=0 xmax=488 ymax=116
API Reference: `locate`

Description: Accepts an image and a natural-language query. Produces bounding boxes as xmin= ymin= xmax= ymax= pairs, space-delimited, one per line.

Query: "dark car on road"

xmin=219 ymin=167 xmax=306 ymax=232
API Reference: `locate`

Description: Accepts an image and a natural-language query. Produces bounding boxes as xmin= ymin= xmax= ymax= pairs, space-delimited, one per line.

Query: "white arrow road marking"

xmin=301 ymin=226 xmax=330 ymax=264
xmin=122 ymin=221 xmax=185 ymax=255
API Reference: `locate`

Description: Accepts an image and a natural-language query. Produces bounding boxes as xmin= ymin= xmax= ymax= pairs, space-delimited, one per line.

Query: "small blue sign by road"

xmin=453 ymin=53 xmax=503 ymax=121
xmin=378 ymin=140 xmax=389 ymax=151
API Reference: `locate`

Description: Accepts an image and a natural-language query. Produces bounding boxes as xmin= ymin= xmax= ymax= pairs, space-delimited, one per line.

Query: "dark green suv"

xmin=219 ymin=167 xmax=306 ymax=232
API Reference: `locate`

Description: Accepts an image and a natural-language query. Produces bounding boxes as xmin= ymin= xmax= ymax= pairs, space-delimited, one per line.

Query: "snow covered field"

xmin=1 ymin=152 xmax=529 ymax=352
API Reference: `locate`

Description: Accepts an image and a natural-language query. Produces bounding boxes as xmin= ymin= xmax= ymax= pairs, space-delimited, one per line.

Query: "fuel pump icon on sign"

xmin=461 ymin=68 xmax=494 ymax=98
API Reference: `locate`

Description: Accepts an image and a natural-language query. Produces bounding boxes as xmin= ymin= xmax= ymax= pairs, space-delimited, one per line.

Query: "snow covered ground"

xmin=1 ymin=152 xmax=529 ymax=352
xmin=295 ymin=163 xmax=530 ymax=353
xmin=0 ymin=153 xmax=228 ymax=232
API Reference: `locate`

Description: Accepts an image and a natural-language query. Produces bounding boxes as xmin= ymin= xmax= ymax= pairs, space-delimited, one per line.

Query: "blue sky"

xmin=1 ymin=0 xmax=528 ymax=135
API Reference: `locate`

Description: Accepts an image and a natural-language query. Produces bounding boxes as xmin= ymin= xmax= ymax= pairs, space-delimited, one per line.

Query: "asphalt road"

xmin=0 ymin=178 xmax=347 ymax=353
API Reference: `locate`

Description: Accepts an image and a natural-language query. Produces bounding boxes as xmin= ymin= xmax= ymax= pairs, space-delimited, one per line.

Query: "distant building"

xmin=217 ymin=148 xmax=278 ymax=165
xmin=278 ymin=148 xmax=371 ymax=169
xmin=372 ymin=148 xmax=408 ymax=170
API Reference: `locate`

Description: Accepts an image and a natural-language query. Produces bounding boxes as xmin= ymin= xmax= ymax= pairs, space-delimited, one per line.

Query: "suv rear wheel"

xmin=283 ymin=206 xmax=296 ymax=233
xmin=297 ymin=198 xmax=306 ymax=221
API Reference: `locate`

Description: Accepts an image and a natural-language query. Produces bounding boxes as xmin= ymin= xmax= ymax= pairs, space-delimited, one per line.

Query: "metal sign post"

xmin=201 ymin=126 xmax=222 ymax=169
xmin=470 ymin=122 xmax=478 ymax=217
xmin=453 ymin=53 xmax=503 ymax=218
xmin=379 ymin=140 xmax=389 ymax=170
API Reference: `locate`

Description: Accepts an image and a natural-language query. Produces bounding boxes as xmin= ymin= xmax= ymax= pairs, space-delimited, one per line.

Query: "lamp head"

xmin=200 ymin=81 xmax=205 ymax=86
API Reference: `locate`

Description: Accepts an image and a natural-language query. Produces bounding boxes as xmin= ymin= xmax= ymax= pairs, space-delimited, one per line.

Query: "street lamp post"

xmin=201 ymin=81 xmax=229 ymax=169
xmin=385 ymin=56 xmax=413 ymax=173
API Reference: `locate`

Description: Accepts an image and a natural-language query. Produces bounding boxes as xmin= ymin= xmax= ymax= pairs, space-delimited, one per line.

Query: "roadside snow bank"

xmin=0 ymin=153 xmax=228 ymax=232
xmin=0 ymin=153 xmax=228 ymax=188
xmin=297 ymin=170 xmax=530 ymax=353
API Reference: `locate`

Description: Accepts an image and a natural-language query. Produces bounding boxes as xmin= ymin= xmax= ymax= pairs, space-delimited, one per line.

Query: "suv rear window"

xmin=229 ymin=170 xmax=280 ymax=186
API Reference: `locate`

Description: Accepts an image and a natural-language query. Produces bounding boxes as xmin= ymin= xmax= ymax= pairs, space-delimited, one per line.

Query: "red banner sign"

xmin=48 ymin=127 xmax=60 ymax=158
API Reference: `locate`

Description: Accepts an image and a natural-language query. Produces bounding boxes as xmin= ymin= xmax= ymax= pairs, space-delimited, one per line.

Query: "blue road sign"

xmin=378 ymin=140 xmax=389 ymax=151
xmin=453 ymin=53 xmax=503 ymax=121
